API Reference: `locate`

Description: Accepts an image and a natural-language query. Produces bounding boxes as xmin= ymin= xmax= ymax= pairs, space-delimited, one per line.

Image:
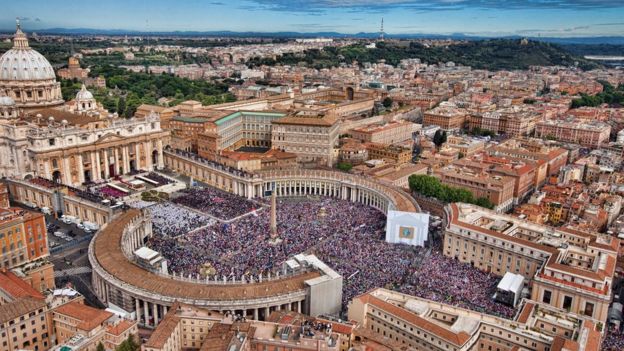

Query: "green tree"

xmin=115 ymin=335 xmax=139 ymax=351
xmin=408 ymin=174 xmax=495 ymax=210
xmin=102 ymin=96 xmax=118 ymax=113
xmin=475 ymin=197 xmax=495 ymax=210
xmin=336 ymin=162 xmax=353 ymax=172
xmin=96 ymin=342 xmax=105 ymax=351
xmin=117 ymin=97 xmax=126 ymax=116
xmin=382 ymin=97 xmax=393 ymax=108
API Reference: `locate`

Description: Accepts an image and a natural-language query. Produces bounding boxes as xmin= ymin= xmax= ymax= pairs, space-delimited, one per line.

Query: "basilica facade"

xmin=0 ymin=23 xmax=168 ymax=186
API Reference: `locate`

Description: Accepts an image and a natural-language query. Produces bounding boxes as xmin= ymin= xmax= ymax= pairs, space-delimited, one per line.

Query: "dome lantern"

xmin=13 ymin=18 xmax=29 ymax=49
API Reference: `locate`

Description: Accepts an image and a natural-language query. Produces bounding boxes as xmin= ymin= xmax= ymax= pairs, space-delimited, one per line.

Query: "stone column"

xmin=121 ymin=147 xmax=128 ymax=174
xmin=102 ymin=150 xmax=110 ymax=179
xmin=253 ymin=308 xmax=259 ymax=320
xmin=63 ymin=157 xmax=72 ymax=185
xmin=92 ymin=152 xmax=100 ymax=181
xmin=135 ymin=299 xmax=142 ymax=323
xmin=89 ymin=151 xmax=100 ymax=181
xmin=145 ymin=142 xmax=153 ymax=170
xmin=157 ymin=139 xmax=164 ymax=169
xmin=135 ymin=143 xmax=141 ymax=171
xmin=143 ymin=301 xmax=150 ymax=326
xmin=114 ymin=148 xmax=121 ymax=175
xmin=297 ymin=300 xmax=302 ymax=313
xmin=153 ymin=303 xmax=159 ymax=325
xmin=77 ymin=154 xmax=85 ymax=185
xmin=43 ymin=160 xmax=51 ymax=179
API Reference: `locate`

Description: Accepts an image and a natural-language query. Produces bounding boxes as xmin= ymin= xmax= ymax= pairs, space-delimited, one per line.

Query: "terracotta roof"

xmin=261 ymin=148 xmax=297 ymax=160
xmin=352 ymin=327 xmax=408 ymax=351
xmin=581 ymin=320 xmax=601 ymax=351
xmin=448 ymin=203 xmax=556 ymax=254
xmin=516 ymin=302 xmax=535 ymax=324
xmin=94 ymin=210 xmax=321 ymax=301
xmin=136 ymin=104 xmax=171 ymax=113
xmin=381 ymin=164 xmax=428 ymax=182
xmin=0 ymin=296 xmax=46 ymax=324
xmin=588 ymin=237 xmax=620 ymax=253
xmin=144 ymin=303 xmax=181 ymax=349
xmin=54 ymin=301 xmax=113 ymax=331
xmin=0 ymin=269 xmax=44 ymax=299
xmin=357 ymin=293 xmax=471 ymax=346
xmin=199 ymin=322 xmax=252 ymax=351
xmin=107 ymin=319 xmax=136 ymax=336
xmin=273 ymin=115 xmax=337 ymax=126
xmin=450 ymin=203 xmax=616 ymax=286
xmin=317 ymin=319 xmax=355 ymax=335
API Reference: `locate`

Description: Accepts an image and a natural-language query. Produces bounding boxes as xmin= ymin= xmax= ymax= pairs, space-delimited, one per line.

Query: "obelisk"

xmin=269 ymin=191 xmax=281 ymax=244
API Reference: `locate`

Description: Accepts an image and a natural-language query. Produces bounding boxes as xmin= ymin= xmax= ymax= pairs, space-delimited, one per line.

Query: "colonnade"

xmin=131 ymin=297 xmax=305 ymax=328
xmin=267 ymin=178 xmax=390 ymax=213
xmin=164 ymin=151 xmax=261 ymax=199
xmin=164 ymin=150 xmax=401 ymax=214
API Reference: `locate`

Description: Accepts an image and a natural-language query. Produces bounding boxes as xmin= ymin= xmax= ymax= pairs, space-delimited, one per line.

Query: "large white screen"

xmin=385 ymin=210 xmax=429 ymax=247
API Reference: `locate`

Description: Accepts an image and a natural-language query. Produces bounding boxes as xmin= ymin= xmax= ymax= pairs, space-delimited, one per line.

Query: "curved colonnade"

xmin=89 ymin=151 xmax=419 ymax=328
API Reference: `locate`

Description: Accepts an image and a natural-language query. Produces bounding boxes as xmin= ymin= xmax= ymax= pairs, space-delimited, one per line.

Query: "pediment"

xmin=95 ymin=133 xmax=124 ymax=144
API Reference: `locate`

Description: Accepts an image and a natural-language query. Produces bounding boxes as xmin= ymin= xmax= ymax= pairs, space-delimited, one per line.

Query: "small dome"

xmin=76 ymin=84 xmax=94 ymax=101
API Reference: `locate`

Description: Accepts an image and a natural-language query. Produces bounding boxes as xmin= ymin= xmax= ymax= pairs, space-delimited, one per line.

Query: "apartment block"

xmin=348 ymin=288 xmax=602 ymax=351
xmin=535 ymin=119 xmax=611 ymax=148
xmin=444 ymin=203 xmax=618 ymax=324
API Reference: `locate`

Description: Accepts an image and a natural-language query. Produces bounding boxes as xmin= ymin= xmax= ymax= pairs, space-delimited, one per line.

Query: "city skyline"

xmin=2 ymin=0 xmax=624 ymax=37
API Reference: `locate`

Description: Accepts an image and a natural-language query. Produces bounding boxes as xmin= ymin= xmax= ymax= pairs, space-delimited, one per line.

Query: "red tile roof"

xmin=54 ymin=301 xmax=113 ymax=331
xmin=0 ymin=269 xmax=44 ymax=299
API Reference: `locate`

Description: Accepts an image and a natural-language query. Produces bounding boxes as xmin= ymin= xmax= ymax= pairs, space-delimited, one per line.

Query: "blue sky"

xmin=2 ymin=0 xmax=624 ymax=37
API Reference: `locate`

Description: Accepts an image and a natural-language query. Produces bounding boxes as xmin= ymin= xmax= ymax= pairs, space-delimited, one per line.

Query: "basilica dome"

xmin=0 ymin=36 xmax=56 ymax=81
xmin=0 ymin=21 xmax=64 ymax=110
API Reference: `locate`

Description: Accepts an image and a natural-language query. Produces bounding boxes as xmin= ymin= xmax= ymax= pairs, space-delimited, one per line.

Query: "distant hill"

xmin=2 ymin=27 xmax=623 ymax=45
xmin=248 ymin=39 xmax=602 ymax=71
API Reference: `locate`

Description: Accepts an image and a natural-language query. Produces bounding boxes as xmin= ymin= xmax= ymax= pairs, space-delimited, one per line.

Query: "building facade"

xmin=444 ymin=203 xmax=618 ymax=324
xmin=348 ymin=288 xmax=602 ymax=351
xmin=535 ymin=119 xmax=611 ymax=148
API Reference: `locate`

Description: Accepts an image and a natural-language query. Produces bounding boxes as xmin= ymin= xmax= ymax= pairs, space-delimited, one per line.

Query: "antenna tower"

xmin=380 ymin=18 xmax=385 ymax=41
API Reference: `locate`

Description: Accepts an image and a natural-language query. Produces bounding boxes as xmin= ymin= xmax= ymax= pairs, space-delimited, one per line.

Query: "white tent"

xmin=496 ymin=272 xmax=525 ymax=306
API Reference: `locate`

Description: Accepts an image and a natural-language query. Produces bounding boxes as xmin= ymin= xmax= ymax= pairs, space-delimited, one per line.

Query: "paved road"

xmin=54 ymin=266 xmax=92 ymax=277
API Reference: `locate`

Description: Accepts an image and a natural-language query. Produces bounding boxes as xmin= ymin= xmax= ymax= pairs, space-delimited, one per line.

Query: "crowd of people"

xmin=395 ymin=251 xmax=516 ymax=319
xmin=149 ymin=203 xmax=215 ymax=237
xmin=148 ymin=195 xmax=515 ymax=316
xmin=144 ymin=172 xmax=175 ymax=185
xmin=172 ymin=187 xmax=259 ymax=221
xmin=98 ymin=185 xmax=127 ymax=198
xmin=603 ymin=327 xmax=624 ymax=351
